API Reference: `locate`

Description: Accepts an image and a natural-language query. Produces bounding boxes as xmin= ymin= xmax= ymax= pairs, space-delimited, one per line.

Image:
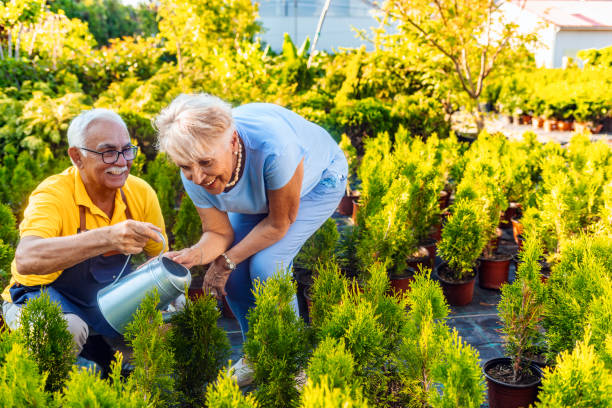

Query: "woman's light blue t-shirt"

xmin=181 ymin=103 xmax=344 ymax=214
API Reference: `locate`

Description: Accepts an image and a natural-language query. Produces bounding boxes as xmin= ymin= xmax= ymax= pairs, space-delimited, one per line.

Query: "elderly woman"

xmin=156 ymin=94 xmax=346 ymax=371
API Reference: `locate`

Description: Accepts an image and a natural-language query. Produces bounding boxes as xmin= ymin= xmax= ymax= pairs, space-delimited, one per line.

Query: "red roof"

xmin=517 ymin=1 xmax=612 ymax=29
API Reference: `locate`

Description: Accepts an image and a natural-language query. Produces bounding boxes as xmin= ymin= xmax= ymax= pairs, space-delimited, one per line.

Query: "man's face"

xmin=79 ymin=119 xmax=132 ymax=192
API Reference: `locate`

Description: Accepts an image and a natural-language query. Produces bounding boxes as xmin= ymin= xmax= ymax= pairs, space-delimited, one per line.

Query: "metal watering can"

xmin=97 ymin=231 xmax=191 ymax=334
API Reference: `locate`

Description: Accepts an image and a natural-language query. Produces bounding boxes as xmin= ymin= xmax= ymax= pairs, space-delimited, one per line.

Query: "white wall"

xmin=256 ymin=0 xmax=379 ymax=51
xmin=555 ymin=30 xmax=612 ymax=67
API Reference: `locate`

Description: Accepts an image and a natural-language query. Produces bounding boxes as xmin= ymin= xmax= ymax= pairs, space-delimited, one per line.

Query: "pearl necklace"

xmin=225 ymin=138 xmax=243 ymax=189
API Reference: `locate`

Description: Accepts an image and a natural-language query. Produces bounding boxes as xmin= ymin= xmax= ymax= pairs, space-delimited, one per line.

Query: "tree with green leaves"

xmin=382 ymin=0 xmax=537 ymax=131
xmin=205 ymin=367 xmax=260 ymax=408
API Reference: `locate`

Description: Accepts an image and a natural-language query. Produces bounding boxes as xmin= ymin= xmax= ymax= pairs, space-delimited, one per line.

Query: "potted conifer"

xmin=435 ymin=198 xmax=487 ymax=305
xmin=337 ymin=134 xmax=361 ymax=217
xmin=483 ymin=236 xmax=545 ymax=408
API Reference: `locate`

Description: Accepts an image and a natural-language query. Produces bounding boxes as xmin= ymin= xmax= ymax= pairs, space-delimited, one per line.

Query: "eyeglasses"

xmin=79 ymin=145 xmax=138 ymax=164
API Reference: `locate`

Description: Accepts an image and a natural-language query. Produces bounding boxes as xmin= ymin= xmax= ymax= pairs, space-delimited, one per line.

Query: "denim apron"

xmin=9 ymin=190 xmax=133 ymax=338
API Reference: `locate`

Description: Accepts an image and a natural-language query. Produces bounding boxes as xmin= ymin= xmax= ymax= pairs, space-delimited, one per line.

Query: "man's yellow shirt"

xmin=2 ymin=166 xmax=167 ymax=302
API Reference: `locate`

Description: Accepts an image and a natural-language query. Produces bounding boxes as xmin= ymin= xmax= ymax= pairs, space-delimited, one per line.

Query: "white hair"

xmin=67 ymin=109 xmax=128 ymax=153
xmin=154 ymin=93 xmax=235 ymax=164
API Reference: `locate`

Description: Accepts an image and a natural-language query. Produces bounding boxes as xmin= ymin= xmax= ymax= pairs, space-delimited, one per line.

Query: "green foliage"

xmin=578 ymin=45 xmax=612 ymax=68
xmin=124 ymin=289 xmax=175 ymax=406
xmin=306 ymin=337 xmax=357 ymax=393
xmin=338 ymin=134 xmax=358 ymax=192
xmin=172 ymin=195 xmax=202 ymax=251
xmin=58 ymin=353 xmax=147 ymax=408
xmin=294 ymin=218 xmax=339 ymax=270
xmin=309 ymin=260 xmax=347 ymax=331
xmin=429 ymin=330 xmax=485 ymax=408
xmin=19 ymin=291 xmax=74 ymax=393
xmin=437 ymin=199 xmax=487 ymax=279
xmin=0 ymin=343 xmax=50 ymax=407
xmin=0 ymin=203 xmax=18 ymax=287
xmin=585 ymin=285 xmax=612 ymax=370
xmin=543 ymin=234 xmax=612 ymax=360
xmin=205 ymin=367 xmax=259 ymax=408
xmin=536 ymin=334 xmax=612 ymax=408
xmin=169 ymin=293 xmax=230 ymax=407
xmin=300 ymin=375 xmax=369 ymax=408
xmin=243 ymin=270 xmax=310 ymax=408
xmin=498 ymin=235 xmax=545 ymax=383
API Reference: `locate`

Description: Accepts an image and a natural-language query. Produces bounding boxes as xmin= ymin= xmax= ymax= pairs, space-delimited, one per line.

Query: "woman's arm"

xmin=165 ymin=206 xmax=234 ymax=269
xmin=203 ymin=160 xmax=304 ymax=295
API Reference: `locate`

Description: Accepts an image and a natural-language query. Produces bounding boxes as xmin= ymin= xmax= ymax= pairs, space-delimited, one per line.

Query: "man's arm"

xmin=15 ymin=220 xmax=162 ymax=275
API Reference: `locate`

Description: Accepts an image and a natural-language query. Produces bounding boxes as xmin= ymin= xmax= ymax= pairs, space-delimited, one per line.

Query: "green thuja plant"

xmin=310 ymin=260 xmax=347 ymax=331
xmin=543 ymin=234 xmax=612 ymax=359
xmin=172 ymin=195 xmax=202 ymax=251
xmin=436 ymin=199 xmax=487 ymax=280
xmin=124 ymin=290 xmax=175 ymax=406
xmin=429 ymin=330 xmax=485 ymax=408
xmin=339 ymin=133 xmax=358 ymax=194
xmin=243 ymin=270 xmax=310 ymax=408
xmin=317 ymin=287 xmax=386 ymax=403
xmin=205 ymin=367 xmax=259 ymax=408
xmin=585 ymin=285 xmax=612 ymax=370
xmin=0 ymin=343 xmax=50 ymax=407
xmin=0 ymin=203 xmax=18 ymax=288
xmin=295 ymin=218 xmax=339 ymax=270
xmin=497 ymin=234 xmax=546 ymax=383
xmin=306 ymin=337 xmax=357 ymax=393
xmin=58 ymin=353 xmax=147 ymax=408
xmin=300 ymin=375 xmax=369 ymax=408
xmin=169 ymin=293 xmax=230 ymax=407
xmin=536 ymin=333 xmax=612 ymax=408
xmin=142 ymin=154 xmax=181 ymax=242
xmin=19 ymin=291 xmax=75 ymax=393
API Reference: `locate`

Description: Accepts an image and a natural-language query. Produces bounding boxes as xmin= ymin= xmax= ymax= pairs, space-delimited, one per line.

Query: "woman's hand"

xmin=165 ymin=245 xmax=204 ymax=269
xmin=202 ymin=256 xmax=231 ymax=299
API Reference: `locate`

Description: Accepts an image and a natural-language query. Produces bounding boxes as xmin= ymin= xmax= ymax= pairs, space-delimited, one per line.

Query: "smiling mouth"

xmin=203 ymin=177 xmax=216 ymax=186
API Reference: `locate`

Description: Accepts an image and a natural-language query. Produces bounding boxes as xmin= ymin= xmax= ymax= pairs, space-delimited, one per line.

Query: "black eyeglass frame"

xmin=78 ymin=145 xmax=138 ymax=164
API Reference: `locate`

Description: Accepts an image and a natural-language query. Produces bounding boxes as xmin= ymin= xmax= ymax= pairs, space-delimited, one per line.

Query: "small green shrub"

xmin=172 ymin=195 xmax=203 ymax=251
xmin=124 ymin=289 xmax=175 ymax=406
xmin=536 ymin=334 xmax=612 ymax=408
xmin=205 ymin=367 xmax=260 ymax=408
xmin=169 ymin=293 xmax=230 ymax=407
xmin=0 ymin=343 xmax=50 ymax=407
xmin=585 ymin=287 xmax=612 ymax=370
xmin=58 ymin=353 xmax=147 ymax=408
xmin=306 ymin=337 xmax=357 ymax=393
xmin=244 ymin=270 xmax=310 ymax=408
xmin=436 ymin=199 xmax=487 ymax=279
xmin=300 ymin=375 xmax=369 ymax=408
xmin=310 ymin=260 xmax=347 ymax=331
xmin=295 ymin=218 xmax=339 ymax=270
xmin=429 ymin=330 xmax=485 ymax=408
xmin=19 ymin=291 xmax=75 ymax=393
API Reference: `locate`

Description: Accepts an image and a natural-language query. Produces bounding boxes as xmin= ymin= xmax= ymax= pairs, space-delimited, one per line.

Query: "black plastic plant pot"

xmin=483 ymin=357 xmax=542 ymax=408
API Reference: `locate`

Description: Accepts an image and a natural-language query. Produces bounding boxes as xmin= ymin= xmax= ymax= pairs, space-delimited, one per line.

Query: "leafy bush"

xmin=0 ymin=343 xmax=50 ymax=407
xmin=436 ymin=199 xmax=487 ymax=279
xmin=172 ymin=195 xmax=202 ymax=251
xmin=19 ymin=291 xmax=75 ymax=393
xmin=309 ymin=260 xmax=347 ymax=331
xmin=124 ymin=289 xmax=175 ymax=406
xmin=306 ymin=337 xmax=357 ymax=394
xmin=543 ymin=234 xmax=612 ymax=359
xmin=205 ymin=367 xmax=260 ymax=408
xmin=58 ymin=353 xmax=147 ymax=407
xmin=169 ymin=293 xmax=230 ymax=407
xmin=536 ymin=334 xmax=612 ymax=408
xmin=243 ymin=270 xmax=310 ymax=408
xmin=0 ymin=203 xmax=18 ymax=288
xmin=300 ymin=375 xmax=369 ymax=408
xmin=294 ymin=218 xmax=339 ymax=270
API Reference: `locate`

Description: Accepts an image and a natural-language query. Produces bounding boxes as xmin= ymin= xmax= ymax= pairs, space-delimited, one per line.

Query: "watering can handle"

xmin=156 ymin=230 xmax=167 ymax=261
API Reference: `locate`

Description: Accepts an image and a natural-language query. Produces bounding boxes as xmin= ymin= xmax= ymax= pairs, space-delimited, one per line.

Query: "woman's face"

xmin=176 ymin=129 xmax=239 ymax=195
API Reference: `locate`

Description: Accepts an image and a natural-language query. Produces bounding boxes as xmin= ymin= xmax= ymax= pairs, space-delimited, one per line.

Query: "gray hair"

xmin=154 ymin=93 xmax=234 ymax=164
xmin=67 ymin=109 xmax=129 ymax=153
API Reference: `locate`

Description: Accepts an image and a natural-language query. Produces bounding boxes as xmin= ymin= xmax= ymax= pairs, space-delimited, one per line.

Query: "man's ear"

xmin=68 ymin=147 xmax=83 ymax=168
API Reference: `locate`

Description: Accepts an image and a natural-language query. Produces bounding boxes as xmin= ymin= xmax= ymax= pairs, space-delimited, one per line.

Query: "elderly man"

xmin=1 ymin=108 xmax=166 ymax=357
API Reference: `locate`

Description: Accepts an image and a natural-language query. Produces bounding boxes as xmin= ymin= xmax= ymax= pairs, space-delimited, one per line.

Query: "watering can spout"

xmin=97 ymin=232 xmax=191 ymax=334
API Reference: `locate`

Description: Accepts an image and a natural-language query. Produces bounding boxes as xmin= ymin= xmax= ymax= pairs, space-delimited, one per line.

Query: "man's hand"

xmin=107 ymin=220 xmax=162 ymax=255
